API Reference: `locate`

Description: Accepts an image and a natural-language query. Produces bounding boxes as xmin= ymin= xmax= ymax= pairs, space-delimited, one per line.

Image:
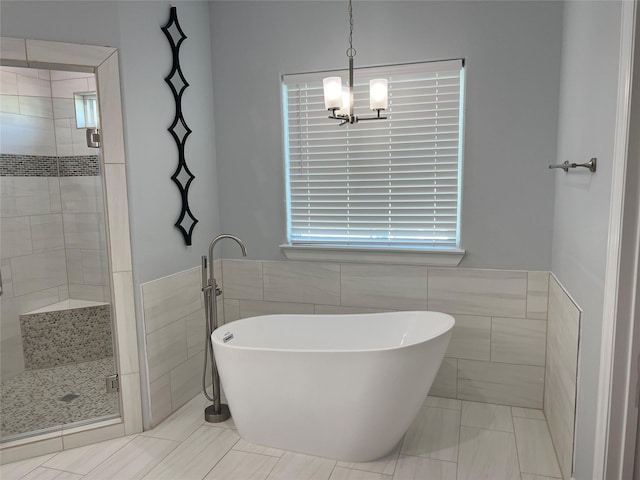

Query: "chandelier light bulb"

xmin=323 ymin=77 xmax=343 ymax=110
xmin=370 ymin=79 xmax=388 ymax=110
xmin=336 ymin=87 xmax=351 ymax=116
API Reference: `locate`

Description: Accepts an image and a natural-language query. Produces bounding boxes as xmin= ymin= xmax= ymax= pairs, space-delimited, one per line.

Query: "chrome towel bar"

xmin=549 ymin=157 xmax=597 ymax=173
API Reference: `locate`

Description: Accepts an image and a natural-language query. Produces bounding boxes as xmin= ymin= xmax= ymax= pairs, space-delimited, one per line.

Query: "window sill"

xmin=279 ymin=244 xmax=465 ymax=266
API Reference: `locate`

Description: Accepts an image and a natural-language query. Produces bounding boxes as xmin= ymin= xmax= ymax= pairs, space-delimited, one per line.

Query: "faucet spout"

xmin=208 ymin=234 xmax=247 ymax=273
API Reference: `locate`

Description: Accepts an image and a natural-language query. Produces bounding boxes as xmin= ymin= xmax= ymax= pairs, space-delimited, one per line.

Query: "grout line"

xmin=510 ymin=404 xmax=525 ymax=476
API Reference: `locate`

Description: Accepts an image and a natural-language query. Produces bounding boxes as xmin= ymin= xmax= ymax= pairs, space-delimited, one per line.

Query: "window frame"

xmin=281 ymin=59 xmax=466 ymax=266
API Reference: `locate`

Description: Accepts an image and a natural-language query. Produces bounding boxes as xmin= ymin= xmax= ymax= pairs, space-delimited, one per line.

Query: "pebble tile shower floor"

xmin=0 ymin=392 xmax=563 ymax=480
xmin=0 ymin=358 xmax=119 ymax=438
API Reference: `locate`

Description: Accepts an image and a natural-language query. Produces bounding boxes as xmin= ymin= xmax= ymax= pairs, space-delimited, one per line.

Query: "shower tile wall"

xmin=545 ymin=274 xmax=580 ymax=478
xmin=141 ymin=260 xmax=566 ymax=428
xmin=140 ymin=263 xmax=223 ymax=426
xmin=0 ymin=67 xmax=108 ymax=383
xmin=221 ymin=260 xmax=547 ymax=409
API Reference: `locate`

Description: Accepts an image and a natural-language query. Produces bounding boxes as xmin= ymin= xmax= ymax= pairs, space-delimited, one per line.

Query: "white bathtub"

xmin=211 ymin=311 xmax=454 ymax=462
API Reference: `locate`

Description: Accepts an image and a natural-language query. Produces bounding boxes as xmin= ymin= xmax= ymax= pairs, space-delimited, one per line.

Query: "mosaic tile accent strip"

xmin=0 ymin=154 xmax=58 ymax=176
xmin=58 ymin=155 xmax=100 ymax=176
xmin=0 ymin=153 xmax=99 ymax=176
xmin=0 ymin=357 xmax=119 ymax=438
xmin=20 ymin=305 xmax=113 ymax=370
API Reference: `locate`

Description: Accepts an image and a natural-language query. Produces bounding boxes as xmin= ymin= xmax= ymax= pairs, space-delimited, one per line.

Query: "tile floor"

xmin=1 ymin=358 xmax=119 ymax=439
xmin=1 ymin=393 xmax=563 ymax=480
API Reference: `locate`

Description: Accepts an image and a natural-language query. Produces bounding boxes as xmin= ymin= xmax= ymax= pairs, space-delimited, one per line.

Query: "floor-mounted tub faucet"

xmin=201 ymin=234 xmax=247 ymax=423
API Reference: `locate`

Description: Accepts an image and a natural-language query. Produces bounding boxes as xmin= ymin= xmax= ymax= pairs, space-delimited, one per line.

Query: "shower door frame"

xmin=0 ymin=37 xmax=142 ymax=462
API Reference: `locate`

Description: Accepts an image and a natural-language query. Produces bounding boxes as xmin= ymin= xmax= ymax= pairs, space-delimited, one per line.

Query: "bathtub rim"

xmin=211 ymin=310 xmax=455 ymax=354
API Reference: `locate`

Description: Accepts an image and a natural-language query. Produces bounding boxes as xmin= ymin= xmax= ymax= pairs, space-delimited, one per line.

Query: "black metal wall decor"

xmin=162 ymin=6 xmax=198 ymax=245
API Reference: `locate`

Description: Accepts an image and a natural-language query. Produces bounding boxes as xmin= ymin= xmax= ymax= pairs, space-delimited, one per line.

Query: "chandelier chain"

xmin=347 ymin=0 xmax=356 ymax=58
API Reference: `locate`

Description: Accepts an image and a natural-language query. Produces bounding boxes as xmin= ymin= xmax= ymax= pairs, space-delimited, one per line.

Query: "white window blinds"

xmin=283 ymin=59 xmax=464 ymax=249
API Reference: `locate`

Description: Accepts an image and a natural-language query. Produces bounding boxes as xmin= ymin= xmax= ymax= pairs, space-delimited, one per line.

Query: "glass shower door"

xmin=0 ymin=66 xmax=119 ymax=441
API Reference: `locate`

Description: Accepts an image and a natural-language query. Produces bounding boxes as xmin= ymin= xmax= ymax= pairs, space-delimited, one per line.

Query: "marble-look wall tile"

xmin=544 ymin=275 xmax=580 ymax=479
xmin=1 ymin=177 xmax=52 ymax=217
xmin=0 ymin=94 xmax=20 ymax=114
xmin=30 ymin=214 xmax=64 ymax=253
xmin=0 ymin=112 xmax=56 ymax=156
xmin=50 ymin=77 xmax=91 ymax=99
xmin=70 ymin=124 xmax=94 ymax=156
xmin=10 ymin=249 xmax=67 ymax=296
xmin=142 ymin=267 xmax=202 ymax=334
xmin=0 ymin=307 xmax=25 ymax=381
xmin=239 ymin=299 xmax=314 ymax=318
xmin=59 ymin=177 xmax=104 ymax=214
xmin=68 ymin=284 xmax=109 ymax=302
xmin=491 ymin=317 xmax=546 ymax=366
xmin=340 ymin=263 xmax=427 ymax=310
xmin=0 ymin=69 xmax=18 ymax=95
xmin=52 ymin=97 xmax=74 ymax=119
xmin=223 ymin=298 xmax=240 ymax=324
xmin=150 ymin=373 xmax=173 ymax=428
xmin=146 ymin=319 xmax=187 ymax=383
xmin=527 ymin=271 xmax=549 ymax=320
xmin=54 ymin=118 xmax=73 ymax=156
xmin=458 ymin=359 xmax=544 ymax=408
xmin=263 ymin=261 xmax=340 ymax=306
xmin=185 ymin=308 xmax=206 ymax=358
xmin=428 ymin=357 xmax=457 ymax=399
xmin=222 ymin=259 xmax=263 ymax=300
xmin=445 ymin=314 xmax=491 ymax=361
xmin=313 ymin=305 xmax=392 ymax=315
xmin=48 ymin=178 xmax=62 ymax=213
xmin=18 ymin=96 xmax=53 ymax=118
xmin=170 ymin=354 xmax=205 ymax=411
xmin=16 ymin=73 xmax=51 ymax=97
xmin=81 ymin=250 xmax=108 ymax=286
xmin=62 ymin=213 xmax=106 ymax=250
xmin=0 ymin=216 xmax=32 ymax=258
xmin=428 ymin=268 xmax=527 ymax=318
xmin=50 ymin=70 xmax=94 ymax=81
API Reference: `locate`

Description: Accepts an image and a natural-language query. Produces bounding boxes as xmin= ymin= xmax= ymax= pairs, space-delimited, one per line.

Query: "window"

xmin=282 ymin=59 xmax=464 ymax=258
xmin=74 ymin=92 xmax=98 ymax=129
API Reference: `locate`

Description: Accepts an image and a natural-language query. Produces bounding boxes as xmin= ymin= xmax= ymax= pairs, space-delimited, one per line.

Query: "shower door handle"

xmin=0 ymin=267 xmax=3 ymax=296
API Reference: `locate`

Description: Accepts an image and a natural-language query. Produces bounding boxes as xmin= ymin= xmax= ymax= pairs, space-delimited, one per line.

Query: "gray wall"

xmin=210 ymin=0 xmax=563 ymax=269
xmin=550 ymin=1 xmax=623 ymax=477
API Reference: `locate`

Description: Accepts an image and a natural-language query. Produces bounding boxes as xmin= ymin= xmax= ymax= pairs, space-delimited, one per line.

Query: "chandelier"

xmin=323 ymin=0 xmax=388 ymax=125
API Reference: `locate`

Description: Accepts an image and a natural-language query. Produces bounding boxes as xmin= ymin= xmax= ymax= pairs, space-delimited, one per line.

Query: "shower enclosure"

xmin=0 ymin=66 xmax=119 ymax=441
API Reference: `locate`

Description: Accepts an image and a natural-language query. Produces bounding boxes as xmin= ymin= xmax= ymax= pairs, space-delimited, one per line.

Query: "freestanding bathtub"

xmin=211 ymin=310 xmax=454 ymax=462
